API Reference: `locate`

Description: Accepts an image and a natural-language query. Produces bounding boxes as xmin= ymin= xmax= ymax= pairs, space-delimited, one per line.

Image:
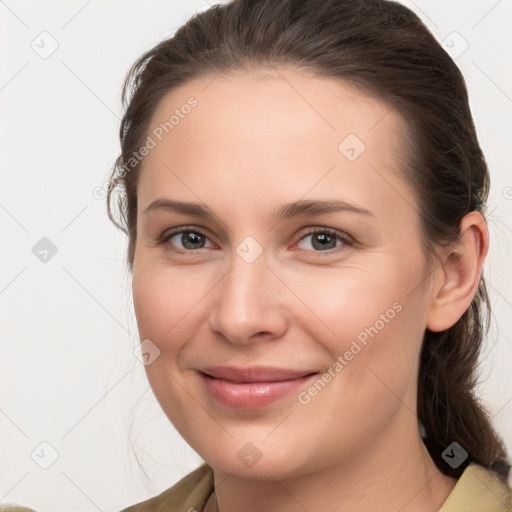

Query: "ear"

xmin=426 ymin=211 xmax=489 ymax=333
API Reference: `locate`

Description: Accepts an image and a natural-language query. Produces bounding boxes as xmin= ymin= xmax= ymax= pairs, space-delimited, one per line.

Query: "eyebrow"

xmin=143 ymin=198 xmax=374 ymax=219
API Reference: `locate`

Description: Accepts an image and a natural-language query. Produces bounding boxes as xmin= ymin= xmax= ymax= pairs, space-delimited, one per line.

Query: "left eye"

xmin=296 ymin=229 xmax=350 ymax=252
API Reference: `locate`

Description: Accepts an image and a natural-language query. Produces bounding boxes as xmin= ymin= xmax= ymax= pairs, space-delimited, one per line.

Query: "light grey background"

xmin=1 ymin=1 xmax=511 ymax=511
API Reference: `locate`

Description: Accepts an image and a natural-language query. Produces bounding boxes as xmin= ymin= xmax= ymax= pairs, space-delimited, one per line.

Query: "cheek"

xmin=290 ymin=258 xmax=427 ymax=406
xmin=284 ymin=260 xmax=419 ymax=354
xmin=131 ymin=265 xmax=209 ymax=425
xmin=293 ymin=279 xmax=425 ymax=458
xmin=132 ymin=264 xmax=211 ymax=347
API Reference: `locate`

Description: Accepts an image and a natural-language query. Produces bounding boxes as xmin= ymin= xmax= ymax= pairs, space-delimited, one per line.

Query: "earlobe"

xmin=426 ymin=211 xmax=489 ymax=333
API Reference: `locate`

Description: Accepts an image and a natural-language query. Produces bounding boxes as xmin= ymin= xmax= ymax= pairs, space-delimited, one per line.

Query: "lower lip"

xmin=199 ymin=372 xmax=317 ymax=409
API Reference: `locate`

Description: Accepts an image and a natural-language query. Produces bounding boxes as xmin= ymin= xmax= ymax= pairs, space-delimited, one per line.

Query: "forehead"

xmin=138 ymin=67 xmax=414 ymax=221
xmin=149 ymin=66 xmax=405 ymax=149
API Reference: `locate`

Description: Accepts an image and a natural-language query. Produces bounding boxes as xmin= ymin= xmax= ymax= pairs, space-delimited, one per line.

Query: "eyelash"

xmin=156 ymin=226 xmax=353 ymax=255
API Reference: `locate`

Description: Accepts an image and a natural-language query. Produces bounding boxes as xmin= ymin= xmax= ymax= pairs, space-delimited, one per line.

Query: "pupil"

xmin=183 ymin=232 xmax=204 ymax=249
xmin=313 ymin=233 xmax=336 ymax=251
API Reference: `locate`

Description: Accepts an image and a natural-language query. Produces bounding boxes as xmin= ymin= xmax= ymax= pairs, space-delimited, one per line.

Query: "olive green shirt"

xmin=118 ymin=462 xmax=512 ymax=512
xmin=2 ymin=462 xmax=511 ymax=511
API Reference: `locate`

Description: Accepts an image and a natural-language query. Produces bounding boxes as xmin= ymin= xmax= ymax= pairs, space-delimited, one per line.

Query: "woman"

xmin=3 ymin=0 xmax=508 ymax=511
xmin=106 ymin=0 xmax=511 ymax=511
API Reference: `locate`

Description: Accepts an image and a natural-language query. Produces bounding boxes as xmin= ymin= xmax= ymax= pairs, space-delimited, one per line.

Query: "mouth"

xmin=198 ymin=366 xmax=318 ymax=409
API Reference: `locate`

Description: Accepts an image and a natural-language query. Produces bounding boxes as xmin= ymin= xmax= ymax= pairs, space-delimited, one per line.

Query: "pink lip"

xmin=198 ymin=366 xmax=317 ymax=409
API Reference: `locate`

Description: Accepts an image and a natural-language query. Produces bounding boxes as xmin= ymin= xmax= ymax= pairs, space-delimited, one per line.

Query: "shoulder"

xmin=439 ymin=463 xmax=512 ymax=512
xmin=118 ymin=463 xmax=214 ymax=512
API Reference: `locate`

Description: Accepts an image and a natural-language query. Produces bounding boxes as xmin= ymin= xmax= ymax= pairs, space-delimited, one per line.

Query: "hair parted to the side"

xmin=106 ymin=0 xmax=511 ymax=482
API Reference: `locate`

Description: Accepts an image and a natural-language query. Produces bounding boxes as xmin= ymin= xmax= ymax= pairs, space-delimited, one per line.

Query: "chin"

xmin=195 ymin=437 xmax=316 ymax=481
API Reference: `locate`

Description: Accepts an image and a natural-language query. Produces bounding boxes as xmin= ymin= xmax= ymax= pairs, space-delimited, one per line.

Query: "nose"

xmin=207 ymin=248 xmax=288 ymax=345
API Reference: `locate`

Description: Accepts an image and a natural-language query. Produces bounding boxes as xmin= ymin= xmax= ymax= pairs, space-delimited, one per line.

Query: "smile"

xmin=198 ymin=366 xmax=318 ymax=409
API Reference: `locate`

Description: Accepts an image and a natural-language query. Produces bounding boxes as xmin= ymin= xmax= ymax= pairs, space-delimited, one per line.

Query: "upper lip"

xmin=199 ymin=366 xmax=317 ymax=383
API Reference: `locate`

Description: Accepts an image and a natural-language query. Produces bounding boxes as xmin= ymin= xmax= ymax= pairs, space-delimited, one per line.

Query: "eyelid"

xmin=296 ymin=226 xmax=352 ymax=242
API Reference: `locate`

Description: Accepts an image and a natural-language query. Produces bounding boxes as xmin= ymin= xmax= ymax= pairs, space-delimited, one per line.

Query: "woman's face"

xmin=132 ymin=67 xmax=438 ymax=479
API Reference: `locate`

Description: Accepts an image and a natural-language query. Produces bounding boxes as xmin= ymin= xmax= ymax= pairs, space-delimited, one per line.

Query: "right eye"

xmin=158 ymin=227 xmax=216 ymax=252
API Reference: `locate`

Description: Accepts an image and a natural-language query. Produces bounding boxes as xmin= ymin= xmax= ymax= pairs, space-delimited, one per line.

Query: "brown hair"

xmin=107 ymin=0 xmax=511 ymax=482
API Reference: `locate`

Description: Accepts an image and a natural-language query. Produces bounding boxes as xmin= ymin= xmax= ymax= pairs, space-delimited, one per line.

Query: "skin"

xmin=131 ymin=67 xmax=489 ymax=512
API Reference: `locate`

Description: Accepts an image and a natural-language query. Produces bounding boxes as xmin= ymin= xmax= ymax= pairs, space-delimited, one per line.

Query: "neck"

xmin=206 ymin=410 xmax=458 ymax=512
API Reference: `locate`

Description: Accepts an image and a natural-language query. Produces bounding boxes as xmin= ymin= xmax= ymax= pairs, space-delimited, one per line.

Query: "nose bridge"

xmin=208 ymin=245 xmax=287 ymax=344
